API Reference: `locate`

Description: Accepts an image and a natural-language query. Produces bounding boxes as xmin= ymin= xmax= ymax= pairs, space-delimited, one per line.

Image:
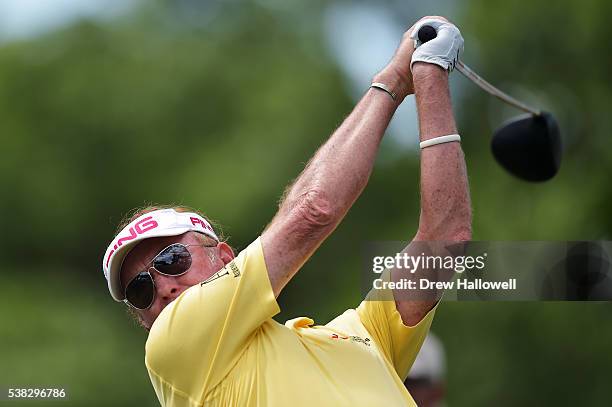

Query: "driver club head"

xmin=491 ymin=112 xmax=562 ymax=182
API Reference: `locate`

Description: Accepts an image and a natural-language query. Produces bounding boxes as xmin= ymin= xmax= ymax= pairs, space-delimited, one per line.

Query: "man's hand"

xmin=410 ymin=18 xmax=464 ymax=72
xmin=373 ymin=16 xmax=453 ymax=101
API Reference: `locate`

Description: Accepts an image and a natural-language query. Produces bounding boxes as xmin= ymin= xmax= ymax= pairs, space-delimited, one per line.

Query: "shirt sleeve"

xmin=356 ymin=270 xmax=438 ymax=380
xmin=144 ymin=237 xmax=280 ymax=397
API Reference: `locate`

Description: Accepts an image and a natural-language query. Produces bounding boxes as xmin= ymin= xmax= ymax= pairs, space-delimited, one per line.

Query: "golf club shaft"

xmin=456 ymin=61 xmax=541 ymax=116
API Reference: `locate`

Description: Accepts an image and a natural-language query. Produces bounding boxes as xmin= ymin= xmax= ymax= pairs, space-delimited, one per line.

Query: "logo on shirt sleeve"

xmin=199 ymin=261 xmax=241 ymax=286
xmin=229 ymin=262 xmax=241 ymax=278
xmin=331 ymin=334 xmax=371 ymax=347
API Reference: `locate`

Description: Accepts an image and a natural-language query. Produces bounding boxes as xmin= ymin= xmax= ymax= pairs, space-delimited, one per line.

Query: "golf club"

xmin=417 ymin=25 xmax=562 ymax=182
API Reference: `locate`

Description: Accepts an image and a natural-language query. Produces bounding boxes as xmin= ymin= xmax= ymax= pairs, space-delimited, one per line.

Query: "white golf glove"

xmin=410 ymin=18 xmax=464 ymax=72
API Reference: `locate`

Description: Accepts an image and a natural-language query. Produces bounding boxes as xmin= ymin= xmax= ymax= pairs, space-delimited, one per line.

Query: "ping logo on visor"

xmin=102 ymin=209 xmax=219 ymax=301
xmin=104 ymin=216 xmax=160 ymax=273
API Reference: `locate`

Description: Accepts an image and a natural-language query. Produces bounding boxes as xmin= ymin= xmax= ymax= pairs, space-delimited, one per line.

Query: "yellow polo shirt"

xmin=145 ymin=238 xmax=436 ymax=406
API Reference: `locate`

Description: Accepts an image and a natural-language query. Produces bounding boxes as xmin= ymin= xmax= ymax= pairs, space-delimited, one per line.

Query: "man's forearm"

xmin=278 ymin=88 xmax=400 ymax=223
xmin=413 ymin=63 xmax=471 ymax=241
xmin=392 ymin=63 xmax=471 ymax=326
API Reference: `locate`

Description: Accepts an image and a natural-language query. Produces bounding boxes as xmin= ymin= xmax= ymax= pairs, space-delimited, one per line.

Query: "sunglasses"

xmin=123 ymin=242 xmax=215 ymax=310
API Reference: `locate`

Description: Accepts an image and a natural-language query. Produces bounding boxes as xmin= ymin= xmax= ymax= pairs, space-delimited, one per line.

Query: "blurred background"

xmin=1 ymin=0 xmax=611 ymax=405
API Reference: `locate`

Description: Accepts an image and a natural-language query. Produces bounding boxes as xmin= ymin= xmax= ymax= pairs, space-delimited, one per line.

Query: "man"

xmin=102 ymin=16 xmax=471 ymax=406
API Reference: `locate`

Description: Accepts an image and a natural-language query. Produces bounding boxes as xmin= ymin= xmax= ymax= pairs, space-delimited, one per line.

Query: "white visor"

xmin=102 ymin=208 xmax=219 ymax=301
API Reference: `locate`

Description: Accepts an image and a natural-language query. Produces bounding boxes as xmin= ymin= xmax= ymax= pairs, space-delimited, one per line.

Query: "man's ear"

xmin=217 ymin=242 xmax=235 ymax=265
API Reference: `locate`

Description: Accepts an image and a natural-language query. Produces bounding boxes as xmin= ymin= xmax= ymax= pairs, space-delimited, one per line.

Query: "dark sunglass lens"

xmin=153 ymin=244 xmax=192 ymax=276
xmin=126 ymin=272 xmax=155 ymax=309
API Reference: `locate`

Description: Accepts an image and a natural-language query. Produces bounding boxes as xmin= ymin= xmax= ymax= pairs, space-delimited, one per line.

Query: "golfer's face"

xmin=120 ymin=232 xmax=231 ymax=329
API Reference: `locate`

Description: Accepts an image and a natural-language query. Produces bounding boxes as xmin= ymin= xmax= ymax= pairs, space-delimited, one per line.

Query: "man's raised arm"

xmin=261 ymin=40 xmax=416 ymax=297
xmin=393 ymin=20 xmax=472 ymax=326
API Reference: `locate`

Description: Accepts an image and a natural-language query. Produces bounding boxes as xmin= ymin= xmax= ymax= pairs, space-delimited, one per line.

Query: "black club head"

xmin=491 ymin=112 xmax=562 ymax=182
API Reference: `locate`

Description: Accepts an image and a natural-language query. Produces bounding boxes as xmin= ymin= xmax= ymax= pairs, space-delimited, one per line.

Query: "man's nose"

xmin=152 ymin=270 xmax=182 ymax=302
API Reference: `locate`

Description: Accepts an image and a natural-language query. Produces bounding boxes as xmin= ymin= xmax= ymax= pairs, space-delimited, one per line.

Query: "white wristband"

xmin=419 ymin=134 xmax=461 ymax=149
